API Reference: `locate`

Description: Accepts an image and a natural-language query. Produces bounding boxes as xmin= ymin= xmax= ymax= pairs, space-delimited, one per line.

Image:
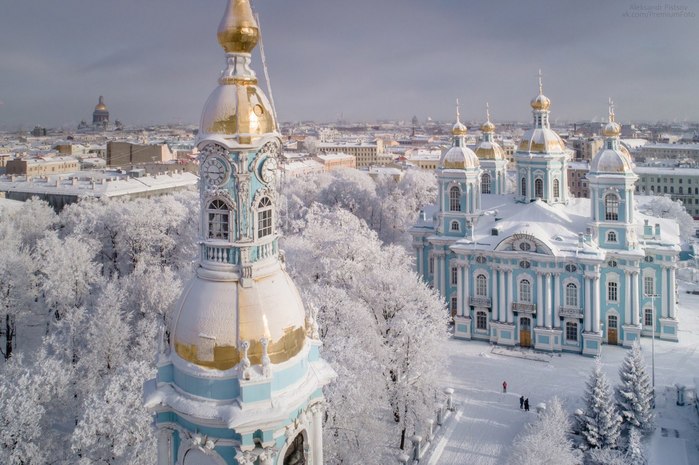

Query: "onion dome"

xmin=199 ymin=0 xmax=276 ymax=144
xmin=452 ymin=120 xmax=468 ymax=136
xmin=475 ymin=104 xmax=504 ymax=160
xmin=217 ymin=0 xmax=259 ymax=54
xmin=94 ymin=96 xmax=108 ymax=112
xmin=481 ymin=120 xmax=495 ymax=134
xmin=590 ymin=100 xmax=634 ymax=174
xmin=517 ymin=129 xmax=566 ymax=153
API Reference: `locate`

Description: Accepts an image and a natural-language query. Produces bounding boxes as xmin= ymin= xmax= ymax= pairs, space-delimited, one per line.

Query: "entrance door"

xmin=520 ymin=317 xmax=532 ymax=348
xmin=608 ymin=314 xmax=618 ymax=345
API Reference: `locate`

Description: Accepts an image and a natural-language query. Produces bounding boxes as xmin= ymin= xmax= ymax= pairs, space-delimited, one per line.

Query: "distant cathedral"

xmin=144 ymin=1 xmax=334 ymax=464
xmin=92 ymin=96 xmax=109 ymax=128
xmin=411 ymin=79 xmax=680 ymax=356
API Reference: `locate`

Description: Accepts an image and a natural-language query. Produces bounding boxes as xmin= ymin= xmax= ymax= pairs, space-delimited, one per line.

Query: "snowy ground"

xmin=427 ymin=280 xmax=699 ymax=465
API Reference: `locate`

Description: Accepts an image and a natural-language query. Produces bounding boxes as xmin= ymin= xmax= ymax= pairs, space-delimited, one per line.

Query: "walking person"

xmin=519 ymin=395 xmax=524 ymax=409
xmin=502 ymin=380 xmax=507 ymax=393
xmin=524 ymin=398 xmax=529 ymax=412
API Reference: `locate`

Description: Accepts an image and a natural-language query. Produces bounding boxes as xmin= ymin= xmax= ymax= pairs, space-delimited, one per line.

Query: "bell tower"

xmin=145 ymin=1 xmax=335 ymax=464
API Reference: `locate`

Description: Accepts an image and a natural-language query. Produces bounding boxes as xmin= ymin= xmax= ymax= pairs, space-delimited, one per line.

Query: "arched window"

xmin=519 ymin=279 xmax=531 ymax=302
xmin=565 ymin=322 xmax=578 ymax=341
xmin=451 ymin=266 xmax=458 ymax=286
xmin=565 ymin=283 xmax=578 ymax=307
xmin=476 ymin=311 xmax=488 ymax=330
xmin=450 ymin=221 xmax=460 ymax=232
xmin=553 ymin=179 xmax=560 ymax=198
xmin=608 ymin=281 xmax=618 ymax=302
xmin=679 ymin=186 xmax=683 ymax=194
xmin=534 ymin=179 xmax=544 ymax=198
xmin=449 ymin=186 xmax=461 ymax=212
xmin=644 ymin=276 xmax=654 ymax=296
xmin=481 ymin=173 xmax=491 ymax=194
xmin=607 ymin=231 xmax=618 ymax=243
xmin=207 ymin=199 xmax=230 ymax=240
xmin=476 ymin=274 xmax=487 ymax=296
xmin=284 ymin=433 xmax=306 ymax=465
xmin=521 ymin=178 xmax=527 ymax=197
xmin=644 ymin=308 xmax=653 ymax=327
xmin=605 ymin=194 xmax=619 ymax=221
xmin=257 ymin=197 xmax=273 ymax=238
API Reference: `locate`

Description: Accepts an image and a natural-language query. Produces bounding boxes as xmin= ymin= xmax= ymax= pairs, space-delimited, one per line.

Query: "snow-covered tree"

xmin=508 ymin=397 xmax=579 ymax=465
xmin=644 ymin=196 xmax=694 ymax=242
xmin=72 ymin=360 xmax=156 ymax=465
xmin=0 ymin=357 xmax=47 ymax=465
xmin=625 ymin=427 xmax=646 ymax=465
xmin=586 ymin=447 xmax=631 ymax=465
xmin=616 ymin=341 xmax=654 ymax=434
xmin=581 ymin=360 xmax=623 ymax=449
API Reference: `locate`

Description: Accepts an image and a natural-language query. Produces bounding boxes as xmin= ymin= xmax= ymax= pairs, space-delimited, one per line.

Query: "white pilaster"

xmin=457 ymin=263 xmax=464 ymax=316
xmin=464 ymin=262 xmax=470 ymax=316
xmin=416 ymin=245 xmax=423 ymax=275
xmin=492 ymin=269 xmax=499 ymax=322
xmin=584 ymin=277 xmax=592 ymax=332
xmin=669 ymin=267 xmax=676 ymax=319
xmin=661 ymin=266 xmax=668 ymax=318
xmin=592 ymin=276 xmax=600 ymax=333
xmin=632 ymin=271 xmax=640 ymax=326
xmin=536 ymin=272 xmax=543 ymax=327
xmin=553 ymin=273 xmax=560 ymax=328
xmin=312 ymin=404 xmax=324 ymax=465
xmin=624 ymin=270 xmax=631 ymax=324
xmin=545 ymin=273 xmax=552 ymax=328
xmin=440 ymin=255 xmax=446 ymax=297
xmin=499 ymin=268 xmax=507 ymax=323
xmin=156 ymin=429 xmax=171 ymax=465
xmin=507 ymin=269 xmax=514 ymax=323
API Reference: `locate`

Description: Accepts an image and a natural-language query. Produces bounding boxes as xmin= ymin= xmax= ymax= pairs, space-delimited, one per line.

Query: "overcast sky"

xmin=1 ymin=0 xmax=697 ymax=129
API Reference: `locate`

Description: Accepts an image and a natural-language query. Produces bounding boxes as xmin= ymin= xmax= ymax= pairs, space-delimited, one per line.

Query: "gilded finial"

xmin=218 ymin=0 xmax=260 ymax=54
xmin=452 ymin=98 xmax=468 ymax=136
xmin=538 ymin=69 xmax=543 ymax=94
xmin=481 ymin=102 xmax=496 ymax=134
xmin=456 ymin=98 xmax=461 ymax=123
xmin=608 ymin=97 xmax=615 ymax=123
xmin=486 ymin=102 xmax=491 ymax=123
xmin=603 ymin=98 xmax=621 ymax=138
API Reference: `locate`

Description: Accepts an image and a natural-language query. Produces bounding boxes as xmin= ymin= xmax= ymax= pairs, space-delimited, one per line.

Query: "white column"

xmin=312 ymin=404 xmax=324 ymax=465
xmin=536 ymin=272 xmax=543 ymax=327
xmin=463 ymin=262 xmax=470 ymax=316
xmin=545 ymin=273 xmax=552 ymax=328
xmin=584 ymin=277 xmax=592 ymax=332
xmin=632 ymin=272 xmax=640 ymax=326
xmin=492 ymin=269 xmax=499 ymax=322
xmin=661 ymin=266 xmax=668 ymax=318
xmin=624 ymin=270 xmax=631 ymax=325
xmin=457 ymin=263 xmax=464 ymax=317
xmin=553 ymin=273 xmax=561 ymax=328
xmin=416 ymin=245 xmax=423 ymax=275
xmin=507 ymin=269 xmax=514 ymax=324
xmin=593 ymin=276 xmax=601 ymax=333
xmin=499 ymin=268 xmax=507 ymax=323
xmin=669 ymin=267 xmax=677 ymax=319
xmin=439 ymin=255 xmax=446 ymax=297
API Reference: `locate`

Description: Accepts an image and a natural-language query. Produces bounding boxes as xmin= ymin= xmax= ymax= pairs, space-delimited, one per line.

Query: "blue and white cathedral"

xmin=145 ymin=1 xmax=335 ymax=464
xmin=411 ymin=81 xmax=681 ymax=356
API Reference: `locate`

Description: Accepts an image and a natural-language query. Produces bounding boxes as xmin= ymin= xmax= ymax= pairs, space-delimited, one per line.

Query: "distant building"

xmin=31 ymin=126 xmax=47 ymax=137
xmin=317 ymin=139 xmax=388 ymax=168
xmin=92 ymin=96 xmax=110 ymax=129
xmin=567 ymin=136 xmax=604 ymax=161
xmin=281 ymin=159 xmax=324 ymax=178
xmin=635 ymin=166 xmax=699 ymax=218
xmin=568 ymin=161 xmax=591 ymax=198
xmin=5 ymin=156 xmax=80 ymax=176
xmin=314 ymin=152 xmax=356 ymax=171
xmin=106 ymin=141 xmax=175 ymax=166
xmin=640 ymin=143 xmax=699 ymax=161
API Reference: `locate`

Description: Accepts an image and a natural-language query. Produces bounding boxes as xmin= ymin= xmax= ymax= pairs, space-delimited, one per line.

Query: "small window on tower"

xmin=257 ymin=197 xmax=273 ymax=238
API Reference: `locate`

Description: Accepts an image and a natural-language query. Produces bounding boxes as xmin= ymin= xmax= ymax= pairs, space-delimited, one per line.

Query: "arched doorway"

xmin=284 ymin=433 xmax=306 ymax=465
xmin=519 ymin=317 xmax=532 ymax=348
xmin=607 ymin=314 xmax=618 ymax=345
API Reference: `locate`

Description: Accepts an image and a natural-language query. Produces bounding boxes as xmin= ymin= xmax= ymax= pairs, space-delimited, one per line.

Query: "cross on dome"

xmin=452 ymin=98 xmax=468 ymax=136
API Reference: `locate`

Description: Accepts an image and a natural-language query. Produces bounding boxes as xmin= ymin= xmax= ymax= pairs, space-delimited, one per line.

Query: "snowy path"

xmin=427 ymin=281 xmax=699 ymax=465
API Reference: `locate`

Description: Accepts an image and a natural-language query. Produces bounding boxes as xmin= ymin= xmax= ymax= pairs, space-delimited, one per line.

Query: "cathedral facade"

xmin=144 ymin=1 xmax=334 ymax=464
xmin=410 ymin=84 xmax=680 ymax=356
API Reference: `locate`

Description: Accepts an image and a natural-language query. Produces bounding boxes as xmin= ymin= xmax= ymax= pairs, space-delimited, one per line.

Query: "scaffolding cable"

xmin=255 ymin=10 xmax=279 ymax=127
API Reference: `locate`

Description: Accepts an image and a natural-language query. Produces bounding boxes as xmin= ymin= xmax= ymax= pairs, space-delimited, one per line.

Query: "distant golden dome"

xmin=217 ymin=0 xmax=260 ymax=54
xmin=530 ymin=93 xmax=551 ymax=111
xmin=452 ymin=121 xmax=468 ymax=136
xmin=481 ymin=120 xmax=496 ymax=133
xmin=94 ymin=96 xmax=108 ymax=112
xmin=603 ymin=121 xmax=621 ymax=138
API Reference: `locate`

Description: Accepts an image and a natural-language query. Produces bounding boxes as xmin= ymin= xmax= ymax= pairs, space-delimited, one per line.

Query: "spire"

xmin=486 ymin=102 xmax=491 ymax=123
xmin=608 ymin=97 xmax=616 ymax=123
xmin=538 ymin=69 xmax=544 ymax=95
xmin=603 ymin=98 xmax=622 ymax=139
xmin=217 ymin=0 xmax=260 ymax=54
xmin=481 ymin=102 xmax=496 ymax=136
xmin=531 ymin=69 xmax=551 ymax=112
xmin=452 ymin=98 xmax=468 ymax=138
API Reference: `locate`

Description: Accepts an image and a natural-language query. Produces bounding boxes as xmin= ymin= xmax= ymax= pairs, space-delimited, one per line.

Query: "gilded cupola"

xmin=217 ymin=0 xmax=260 ymax=54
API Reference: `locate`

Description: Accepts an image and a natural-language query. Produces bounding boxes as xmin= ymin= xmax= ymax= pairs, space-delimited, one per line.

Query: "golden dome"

xmin=441 ymin=146 xmax=479 ymax=169
xmin=530 ymin=94 xmax=551 ymax=111
xmin=452 ymin=121 xmax=468 ymax=136
xmin=475 ymin=142 xmax=505 ymax=160
xmin=603 ymin=121 xmax=621 ymax=137
xmin=217 ymin=0 xmax=260 ymax=54
xmin=481 ymin=120 xmax=495 ymax=133
xmin=172 ymin=264 xmax=307 ymax=370
xmin=94 ymin=96 xmax=108 ymax=112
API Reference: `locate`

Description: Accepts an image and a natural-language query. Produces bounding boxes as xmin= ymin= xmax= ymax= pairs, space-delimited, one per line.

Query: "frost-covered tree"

xmin=625 ymin=427 xmax=646 ymax=465
xmin=4 ymin=197 xmax=58 ymax=251
xmin=284 ymin=204 xmax=448 ymax=457
xmin=581 ymin=360 xmax=623 ymax=449
xmin=644 ymin=196 xmax=694 ymax=242
xmin=508 ymin=397 xmax=579 ymax=465
xmin=72 ymin=361 xmax=157 ymax=465
xmin=0 ymin=357 xmax=47 ymax=465
xmin=586 ymin=447 xmax=631 ymax=465
xmin=616 ymin=341 xmax=654 ymax=434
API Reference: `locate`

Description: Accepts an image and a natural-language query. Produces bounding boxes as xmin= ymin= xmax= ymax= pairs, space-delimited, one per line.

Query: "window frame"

xmin=565 ymin=321 xmax=578 ymax=342
xmin=257 ymin=197 xmax=274 ymax=239
xmin=519 ymin=279 xmax=532 ymax=303
xmin=565 ymin=282 xmax=578 ymax=307
xmin=476 ymin=311 xmax=488 ymax=330
xmin=607 ymin=281 xmax=618 ymax=302
xmin=207 ymin=199 xmax=231 ymax=241
xmin=449 ymin=186 xmax=461 ymax=212
xmin=482 ymin=173 xmax=491 ymax=194
xmin=604 ymin=194 xmax=619 ymax=221
xmin=476 ymin=274 xmax=488 ymax=297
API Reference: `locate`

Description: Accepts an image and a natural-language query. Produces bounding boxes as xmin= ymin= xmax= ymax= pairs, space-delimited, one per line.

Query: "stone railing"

xmin=559 ymin=306 xmax=584 ymax=319
xmin=204 ymin=244 xmax=233 ymax=264
xmin=469 ymin=296 xmax=492 ymax=307
xmin=398 ymin=388 xmax=455 ymax=465
xmin=511 ymin=302 xmax=536 ymax=314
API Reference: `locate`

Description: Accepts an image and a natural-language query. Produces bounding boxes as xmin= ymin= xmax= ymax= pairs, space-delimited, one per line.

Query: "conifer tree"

xmin=581 ymin=359 xmax=623 ymax=449
xmin=616 ymin=341 xmax=654 ymax=434
xmin=626 ymin=427 xmax=646 ymax=465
